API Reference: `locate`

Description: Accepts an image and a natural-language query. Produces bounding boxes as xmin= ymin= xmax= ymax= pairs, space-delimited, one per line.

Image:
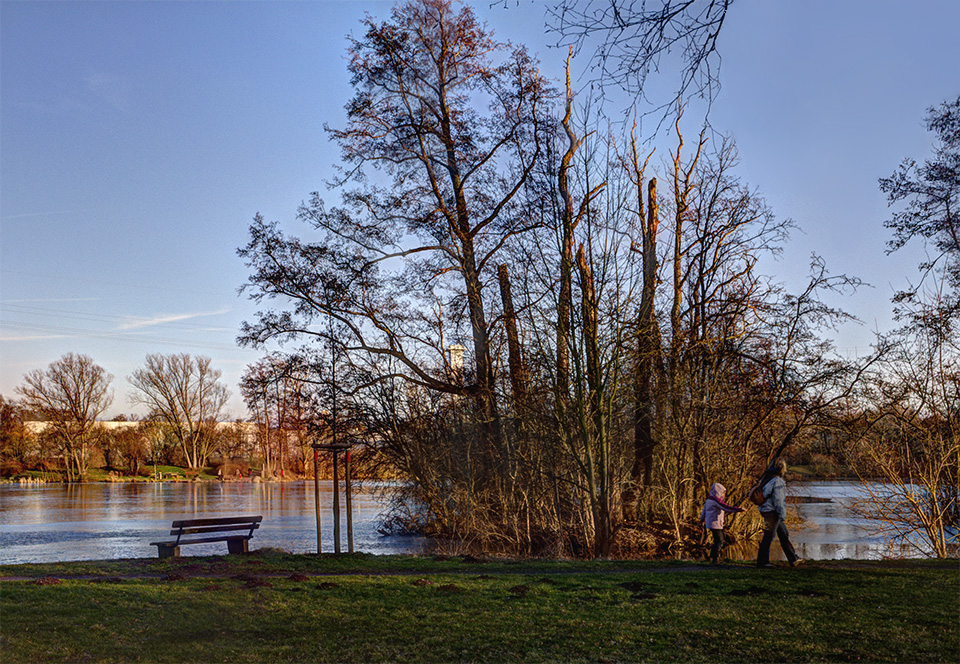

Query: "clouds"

xmin=118 ymin=309 xmax=231 ymax=331
xmin=0 ymin=301 xmax=234 ymax=344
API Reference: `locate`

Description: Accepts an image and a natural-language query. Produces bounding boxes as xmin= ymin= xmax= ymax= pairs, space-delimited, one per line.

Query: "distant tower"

xmin=448 ymin=344 xmax=465 ymax=380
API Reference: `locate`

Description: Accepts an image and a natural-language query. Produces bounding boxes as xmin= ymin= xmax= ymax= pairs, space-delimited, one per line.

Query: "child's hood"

xmin=709 ymin=483 xmax=726 ymax=500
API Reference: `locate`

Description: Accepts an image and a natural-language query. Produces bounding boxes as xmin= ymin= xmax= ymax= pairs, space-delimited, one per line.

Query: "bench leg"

xmin=227 ymin=538 xmax=249 ymax=555
xmin=157 ymin=544 xmax=180 ymax=559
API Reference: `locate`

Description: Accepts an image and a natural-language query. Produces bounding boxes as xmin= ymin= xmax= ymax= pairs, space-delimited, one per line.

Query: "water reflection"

xmin=0 ymin=481 xmax=428 ymax=564
xmin=725 ymin=481 xmax=941 ymax=562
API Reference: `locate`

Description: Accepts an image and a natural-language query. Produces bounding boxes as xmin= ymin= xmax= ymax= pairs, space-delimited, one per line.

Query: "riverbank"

xmin=1 ymin=553 xmax=956 ymax=663
xmin=2 ymin=465 xmax=336 ymax=484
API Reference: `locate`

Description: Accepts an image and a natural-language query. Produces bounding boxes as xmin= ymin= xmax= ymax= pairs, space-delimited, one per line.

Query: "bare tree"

xmin=239 ymin=0 xmax=553 ymax=445
xmin=1 ymin=396 xmax=31 ymax=466
xmin=16 ymin=353 xmax=113 ymax=481
xmin=241 ymin=354 xmax=318 ymax=477
xmin=548 ymin=0 xmax=731 ymax=117
xmin=881 ymin=94 xmax=959 ymax=317
xmin=847 ymin=97 xmax=960 ymax=558
xmin=128 ymin=353 xmax=230 ymax=469
xmin=621 ymin=125 xmax=658 ymax=515
xmin=107 ymin=424 xmax=150 ymax=476
xmin=851 ymin=275 xmax=959 ymax=558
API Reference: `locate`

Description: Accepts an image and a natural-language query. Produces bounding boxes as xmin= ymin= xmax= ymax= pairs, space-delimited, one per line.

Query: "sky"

xmin=2 ymin=0 xmax=958 ymax=419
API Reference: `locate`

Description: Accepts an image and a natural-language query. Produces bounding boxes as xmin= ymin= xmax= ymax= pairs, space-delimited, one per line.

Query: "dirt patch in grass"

xmin=33 ymin=577 xmax=61 ymax=586
xmin=618 ymin=581 xmax=658 ymax=600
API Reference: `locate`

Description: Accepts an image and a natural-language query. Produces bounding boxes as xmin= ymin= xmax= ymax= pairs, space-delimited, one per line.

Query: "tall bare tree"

xmin=128 ymin=353 xmax=229 ymax=469
xmin=239 ymin=0 xmax=553 ymax=469
xmin=620 ymin=126 xmax=659 ymax=515
xmin=241 ymin=354 xmax=318 ymax=477
xmin=16 ymin=353 xmax=113 ymax=481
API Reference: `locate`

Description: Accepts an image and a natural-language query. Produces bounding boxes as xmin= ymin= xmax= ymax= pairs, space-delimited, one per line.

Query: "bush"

xmin=36 ymin=459 xmax=61 ymax=472
xmin=220 ymin=460 xmax=250 ymax=478
xmin=0 ymin=460 xmax=25 ymax=478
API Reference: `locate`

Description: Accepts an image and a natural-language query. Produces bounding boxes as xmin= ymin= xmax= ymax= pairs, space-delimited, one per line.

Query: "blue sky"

xmin=2 ymin=0 xmax=958 ymax=418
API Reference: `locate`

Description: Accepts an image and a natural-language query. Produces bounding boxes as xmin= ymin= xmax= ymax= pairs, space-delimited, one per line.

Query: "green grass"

xmin=1 ymin=555 xmax=957 ymax=663
xmin=4 ymin=464 xmax=221 ymax=483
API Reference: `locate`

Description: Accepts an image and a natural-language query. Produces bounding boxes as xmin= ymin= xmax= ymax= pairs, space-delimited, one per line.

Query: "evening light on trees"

xmin=239 ymin=0 xmax=554 ymax=445
xmin=128 ymin=353 xmax=230 ymax=469
xmin=15 ymin=353 xmax=113 ymax=482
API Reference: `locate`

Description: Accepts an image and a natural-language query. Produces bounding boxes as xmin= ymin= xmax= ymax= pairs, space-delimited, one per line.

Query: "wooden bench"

xmin=151 ymin=515 xmax=263 ymax=558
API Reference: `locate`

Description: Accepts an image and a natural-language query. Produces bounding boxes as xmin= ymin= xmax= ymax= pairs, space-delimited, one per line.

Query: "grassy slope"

xmin=1 ymin=554 xmax=957 ymax=663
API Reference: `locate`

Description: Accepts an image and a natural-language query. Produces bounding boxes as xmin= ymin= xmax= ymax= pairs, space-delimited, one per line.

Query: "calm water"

xmin=0 ymin=481 xmax=428 ymax=564
xmin=0 ymin=480 xmax=946 ymax=564
xmin=739 ymin=481 xmax=937 ymax=562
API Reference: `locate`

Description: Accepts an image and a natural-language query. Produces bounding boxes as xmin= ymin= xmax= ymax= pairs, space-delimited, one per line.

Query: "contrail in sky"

xmin=118 ymin=309 xmax=231 ymax=330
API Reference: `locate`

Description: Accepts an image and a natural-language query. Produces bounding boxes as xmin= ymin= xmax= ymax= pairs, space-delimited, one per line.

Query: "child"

xmin=700 ymin=483 xmax=745 ymax=564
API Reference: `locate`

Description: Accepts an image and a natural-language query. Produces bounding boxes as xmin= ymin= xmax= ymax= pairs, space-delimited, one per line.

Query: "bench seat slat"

xmin=169 ymin=523 xmax=261 ymax=536
xmin=171 ymin=516 xmax=262 ymax=528
xmin=151 ymin=535 xmax=251 ymax=547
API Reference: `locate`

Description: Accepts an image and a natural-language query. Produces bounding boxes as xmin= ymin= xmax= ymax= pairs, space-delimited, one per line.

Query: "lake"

xmin=0 ymin=480 xmax=945 ymax=564
xmin=740 ymin=481 xmax=941 ymax=562
xmin=0 ymin=480 xmax=429 ymax=564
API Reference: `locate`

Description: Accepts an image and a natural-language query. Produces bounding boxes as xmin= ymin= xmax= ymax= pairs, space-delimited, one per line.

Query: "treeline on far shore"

xmin=0 ymin=406 xmax=392 ymax=486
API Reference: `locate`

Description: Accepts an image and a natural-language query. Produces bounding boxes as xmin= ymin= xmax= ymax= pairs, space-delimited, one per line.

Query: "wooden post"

xmin=313 ymin=446 xmax=321 ymax=554
xmin=332 ymin=450 xmax=341 ymax=554
xmin=346 ymin=450 xmax=354 ymax=553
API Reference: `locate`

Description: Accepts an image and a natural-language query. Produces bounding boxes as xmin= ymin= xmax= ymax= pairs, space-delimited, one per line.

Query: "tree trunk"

xmin=577 ymin=245 xmax=613 ymax=557
xmin=498 ymin=264 xmax=527 ymax=419
xmin=626 ymin=176 xmax=661 ymax=519
xmin=556 ymin=52 xmax=581 ymax=429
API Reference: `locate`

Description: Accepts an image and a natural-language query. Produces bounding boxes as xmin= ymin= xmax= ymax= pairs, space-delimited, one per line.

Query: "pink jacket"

xmin=699 ymin=483 xmax=744 ymax=529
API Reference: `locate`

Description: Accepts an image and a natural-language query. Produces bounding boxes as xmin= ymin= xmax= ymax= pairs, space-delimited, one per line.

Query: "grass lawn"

xmin=1 ymin=554 xmax=957 ymax=663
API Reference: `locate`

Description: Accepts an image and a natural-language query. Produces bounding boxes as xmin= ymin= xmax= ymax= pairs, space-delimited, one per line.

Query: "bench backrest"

xmin=168 ymin=516 xmax=263 ymax=543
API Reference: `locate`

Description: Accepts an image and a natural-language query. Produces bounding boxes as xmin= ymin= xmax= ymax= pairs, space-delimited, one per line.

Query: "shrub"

xmin=36 ymin=459 xmax=61 ymax=472
xmin=220 ymin=460 xmax=250 ymax=478
xmin=0 ymin=460 xmax=25 ymax=478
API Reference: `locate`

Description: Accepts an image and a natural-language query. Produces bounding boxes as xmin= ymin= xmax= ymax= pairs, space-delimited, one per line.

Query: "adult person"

xmin=755 ymin=458 xmax=804 ymax=568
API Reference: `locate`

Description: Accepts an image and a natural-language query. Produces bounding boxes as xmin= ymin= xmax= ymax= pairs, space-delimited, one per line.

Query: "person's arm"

xmin=715 ymin=497 xmax=744 ymax=513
